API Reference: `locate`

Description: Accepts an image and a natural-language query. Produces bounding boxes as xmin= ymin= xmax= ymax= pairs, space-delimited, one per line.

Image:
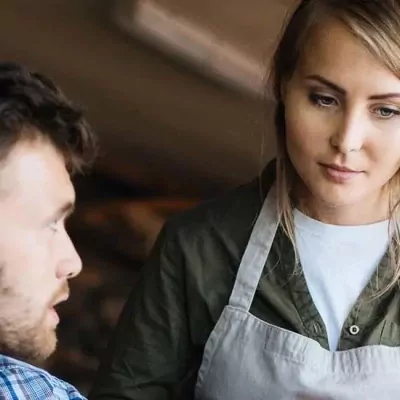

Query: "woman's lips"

xmin=320 ymin=163 xmax=363 ymax=183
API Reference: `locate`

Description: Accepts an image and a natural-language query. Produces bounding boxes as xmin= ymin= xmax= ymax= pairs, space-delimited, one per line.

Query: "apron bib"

xmin=194 ymin=185 xmax=400 ymax=400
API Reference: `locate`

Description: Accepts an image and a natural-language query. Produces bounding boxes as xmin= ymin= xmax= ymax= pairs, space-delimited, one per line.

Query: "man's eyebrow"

xmin=306 ymin=74 xmax=400 ymax=100
xmin=51 ymin=201 xmax=75 ymax=221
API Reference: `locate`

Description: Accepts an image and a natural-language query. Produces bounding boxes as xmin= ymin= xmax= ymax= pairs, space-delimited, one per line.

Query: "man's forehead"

xmin=0 ymin=139 xmax=75 ymax=205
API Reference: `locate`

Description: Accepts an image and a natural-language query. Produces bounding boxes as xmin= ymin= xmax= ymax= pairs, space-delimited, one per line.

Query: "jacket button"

xmin=349 ymin=325 xmax=360 ymax=335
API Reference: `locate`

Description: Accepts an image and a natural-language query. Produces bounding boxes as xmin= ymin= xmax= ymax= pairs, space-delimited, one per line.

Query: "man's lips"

xmin=52 ymin=295 xmax=69 ymax=308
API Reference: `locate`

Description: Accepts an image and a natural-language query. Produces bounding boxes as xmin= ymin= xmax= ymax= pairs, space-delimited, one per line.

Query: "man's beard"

xmin=0 ymin=311 xmax=57 ymax=364
xmin=0 ymin=282 xmax=69 ymax=364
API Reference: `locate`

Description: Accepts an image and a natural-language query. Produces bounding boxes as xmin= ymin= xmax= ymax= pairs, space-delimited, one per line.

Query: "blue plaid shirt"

xmin=0 ymin=354 xmax=86 ymax=399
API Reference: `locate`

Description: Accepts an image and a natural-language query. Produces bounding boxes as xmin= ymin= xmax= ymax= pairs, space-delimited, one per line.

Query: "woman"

xmin=89 ymin=0 xmax=400 ymax=399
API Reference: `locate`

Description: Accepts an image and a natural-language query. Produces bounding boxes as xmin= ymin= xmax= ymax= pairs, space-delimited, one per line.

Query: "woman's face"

xmin=283 ymin=19 xmax=400 ymax=223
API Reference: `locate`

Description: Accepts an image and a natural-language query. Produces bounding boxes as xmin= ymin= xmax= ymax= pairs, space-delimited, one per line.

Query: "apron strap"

xmin=228 ymin=184 xmax=280 ymax=311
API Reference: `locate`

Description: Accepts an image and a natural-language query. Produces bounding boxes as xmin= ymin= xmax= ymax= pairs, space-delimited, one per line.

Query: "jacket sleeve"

xmin=89 ymin=221 xmax=193 ymax=400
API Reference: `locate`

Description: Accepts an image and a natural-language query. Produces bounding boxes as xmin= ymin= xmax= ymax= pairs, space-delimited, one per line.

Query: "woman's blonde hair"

xmin=269 ymin=0 xmax=400 ymax=296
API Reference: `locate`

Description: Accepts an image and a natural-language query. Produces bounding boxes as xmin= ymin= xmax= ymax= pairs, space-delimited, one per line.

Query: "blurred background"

xmin=0 ymin=0 xmax=295 ymax=394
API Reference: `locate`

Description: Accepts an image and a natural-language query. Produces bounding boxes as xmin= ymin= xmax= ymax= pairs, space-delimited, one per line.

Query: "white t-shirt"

xmin=293 ymin=209 xmax=390 ymax=351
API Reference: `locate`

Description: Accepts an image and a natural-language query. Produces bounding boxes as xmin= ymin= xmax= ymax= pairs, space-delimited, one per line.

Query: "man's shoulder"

xmin=0 ymin=354 xmax=86 ymax=400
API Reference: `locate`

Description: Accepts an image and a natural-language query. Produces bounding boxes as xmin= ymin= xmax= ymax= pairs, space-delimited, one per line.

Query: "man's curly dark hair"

xmin=0 ymin=62 xmax=97 ymax=173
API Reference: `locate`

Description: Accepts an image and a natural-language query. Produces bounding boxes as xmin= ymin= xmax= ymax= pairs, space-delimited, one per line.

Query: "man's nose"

xmin=56 ymin=234 xmax=82 ymax=280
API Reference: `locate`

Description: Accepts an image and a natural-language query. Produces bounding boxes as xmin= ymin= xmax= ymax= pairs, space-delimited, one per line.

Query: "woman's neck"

xmin=295 ymin=188 xmax=390 ymax=226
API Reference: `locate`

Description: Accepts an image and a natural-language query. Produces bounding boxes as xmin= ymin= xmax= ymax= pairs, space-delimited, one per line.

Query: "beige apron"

xmin=194 ymin=185 xmax=400 ymax=400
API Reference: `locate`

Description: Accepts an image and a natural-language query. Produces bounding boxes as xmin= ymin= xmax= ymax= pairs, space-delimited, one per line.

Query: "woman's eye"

xmin=309 ymin=93 xmax=336 ymax=108
xmin=375 ymin=107 xmax=400 ymax=119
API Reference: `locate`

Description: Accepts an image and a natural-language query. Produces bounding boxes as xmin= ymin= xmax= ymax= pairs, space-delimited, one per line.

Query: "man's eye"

xmin=49 ymin=220 xmax=59 ymax=233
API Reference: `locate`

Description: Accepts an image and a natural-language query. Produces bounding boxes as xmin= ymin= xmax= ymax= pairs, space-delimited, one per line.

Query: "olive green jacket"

xmin=89 ymin=161 xmax=399 ymax=400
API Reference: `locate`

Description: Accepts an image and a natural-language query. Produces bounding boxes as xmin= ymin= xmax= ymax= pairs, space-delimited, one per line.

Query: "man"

xmin=0 ymin=62 xmax=97 ymax=398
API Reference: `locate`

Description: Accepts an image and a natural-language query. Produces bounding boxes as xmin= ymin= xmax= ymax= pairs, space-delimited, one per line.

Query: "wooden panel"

xmin=0 ymin=1 xmax=277 ymax=194
xmin=150 ymin=0 xmax=293 ymax=61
